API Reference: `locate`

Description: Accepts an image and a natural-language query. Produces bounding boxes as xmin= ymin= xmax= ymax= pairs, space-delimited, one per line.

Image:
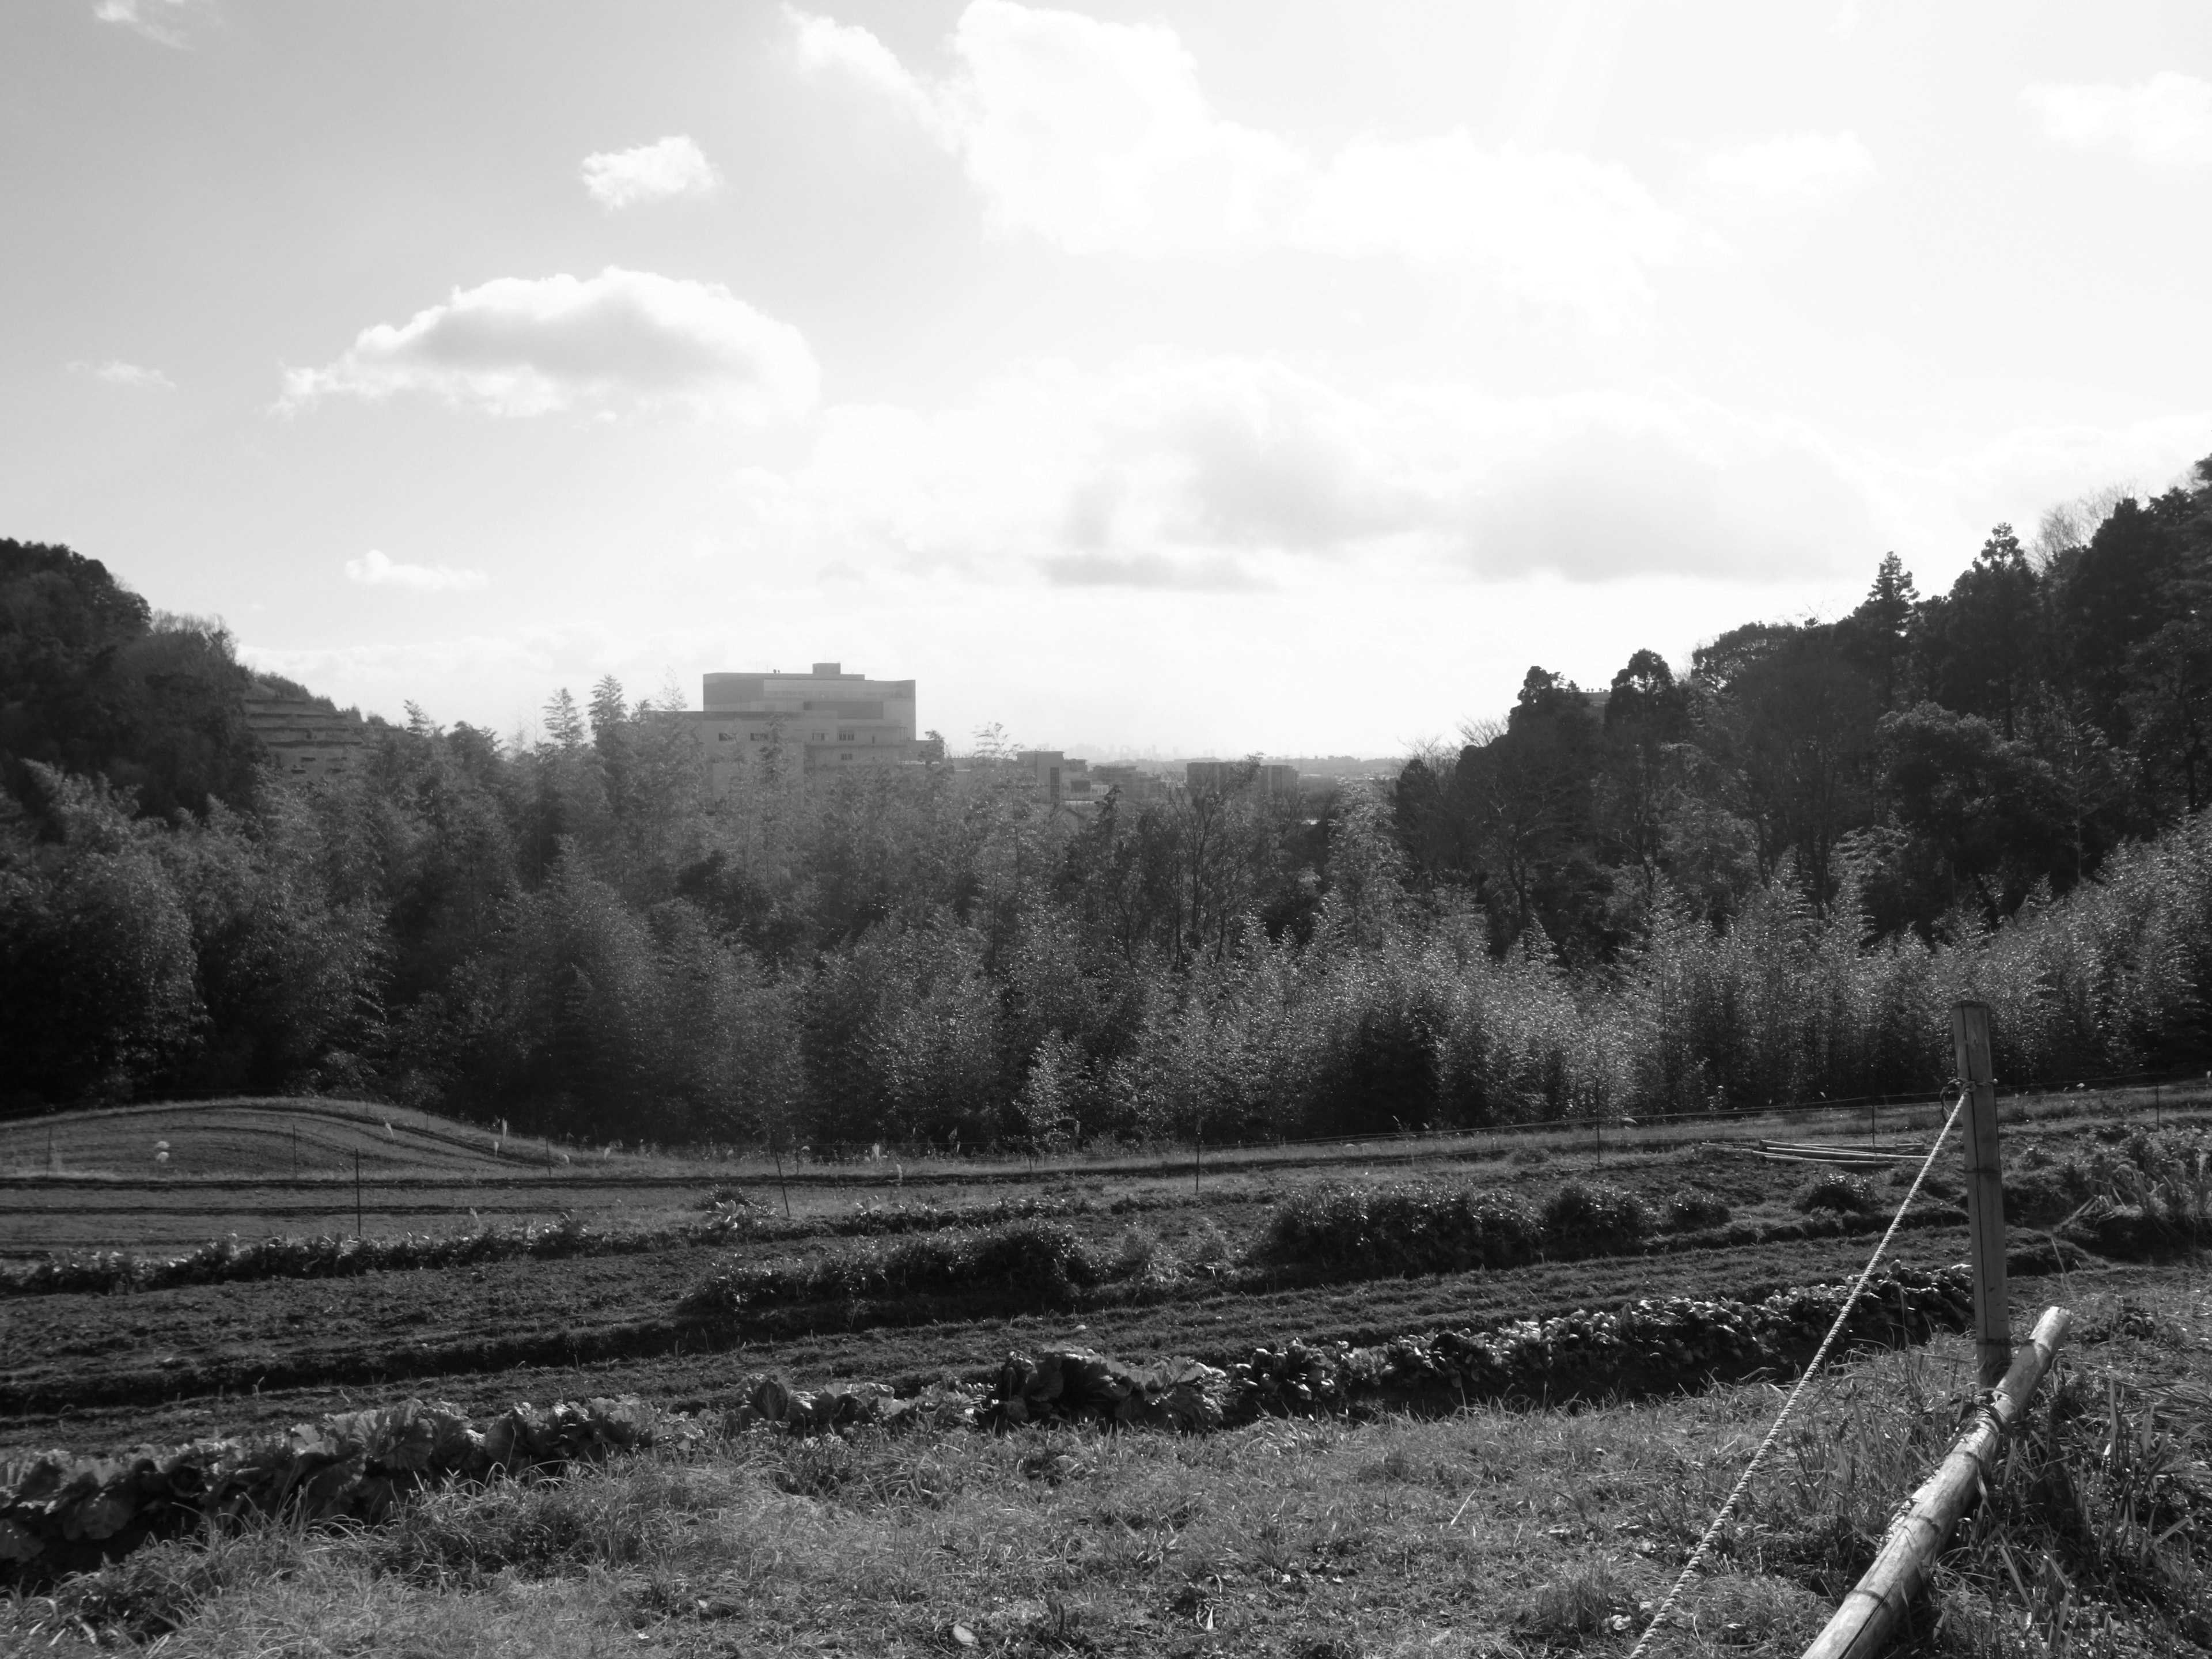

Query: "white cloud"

xmin=93 ymin=0 xmax=215 ymax=48
xmin=1703 ymin=131 xmax=1875 ymax=198
xmin=70 ymin=358 xmax=175 ymax=390
xmin=279 ymin=267 xmax=819 ymax=421
xmin=343 ymin=550 xmax=490 ymax=594
xmin=725 ymin=357 xmax=1885 ymax=588
xmin=795 ymin=1 xmax=1299 ymax=253
xmin=790 ymin=3 xmax=1680 ymax=324
xmin=2020 ymin=73 xmax=2212 ymax=164
xmin=579 ymin=135 xmax=721 ymax=209
xmin=790 ymin=7 xmax=944 ymax=128
xmin=1294 ymin=135 xmax=1686 ymax=325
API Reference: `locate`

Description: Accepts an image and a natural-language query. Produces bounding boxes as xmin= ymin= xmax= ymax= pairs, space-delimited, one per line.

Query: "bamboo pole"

xmin=1952 ymin=1001 xmax=2011 ymax=1388
xmin=1799 ymin=1305 xmax=2071 ymax=1659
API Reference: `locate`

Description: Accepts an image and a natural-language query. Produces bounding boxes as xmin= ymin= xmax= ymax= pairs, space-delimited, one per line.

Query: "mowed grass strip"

xmin=11 ymin=1283 xmax=2207 ymax=1659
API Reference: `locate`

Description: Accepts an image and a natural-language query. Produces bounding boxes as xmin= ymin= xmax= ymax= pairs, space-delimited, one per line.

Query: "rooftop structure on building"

xmin=677 ymin=663 xmax=917 ymax=793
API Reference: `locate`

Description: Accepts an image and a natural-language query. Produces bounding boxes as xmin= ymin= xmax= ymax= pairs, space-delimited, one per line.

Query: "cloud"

xmin=2020 ymin=73 xmax=2212 ymax=164
xmin=93 ymin=0 xmax=215 ymax=48
xmin=70 ymin=358 xmax=175 ymax=390
xmin=725 ymin=357 xmax=1888 ymax=587
xmin=343 ymin=550 xmax=490 ymax=594
xmin=579 ymin=135 xmax=721 ymax=209
xmin=1703 ymin=131 xmax=1875 ymax=198
xmin=790 ymin=6 xmax=944 ymax=127
xmin=790 ymin=3 xmax=1680 ymax=324
xmin=1043 ymin=552 xmax=1264 ymax=590
xmin=1293 ymin=135 xmax=1685 ymax=324
xmin=796 ymin=1 xmax=1298 ymax=253
xmin=280 ymin=267 xmax=819 ymax=421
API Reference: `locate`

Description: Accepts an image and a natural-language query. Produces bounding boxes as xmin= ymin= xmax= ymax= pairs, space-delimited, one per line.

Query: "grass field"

xmin=8 ymin=1275 xmax=2207 ymax=1657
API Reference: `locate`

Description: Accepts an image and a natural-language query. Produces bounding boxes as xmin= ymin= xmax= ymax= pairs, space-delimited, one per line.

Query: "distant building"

xmin=243 ymin=695 xmax=371 ymax=781
xmin=1185 ymin=759 xmax=1300 ymax=800
xmin=677 ymin=664 xmax=917 ymax=794
xmin=1091 ymin=762 xmax=1169 ymax=804
xmin=1016 ymin=751 xmax=1092 ymax=804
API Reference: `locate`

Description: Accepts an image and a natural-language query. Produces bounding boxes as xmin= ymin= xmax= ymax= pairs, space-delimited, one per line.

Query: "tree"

xmin=0 ymin=768 xmax=200 ymax=1106
xmin=1839 ymin=552 xmax=1919 ymax=713
xmin=1 ymin=541 xmax=262 ymax=817
xmin=1453 ymin=668 xmax=1605 ymax=955
xmin=1861 ymin=703 xmax=2069 ymax=935
xmin=1916 ymin=525 xmax=2041 ymax=737
xmin=1717 ymin=628 xmax=1880 ymax=914
xmin=2048 ymin=494 xmax=2187 ymax=745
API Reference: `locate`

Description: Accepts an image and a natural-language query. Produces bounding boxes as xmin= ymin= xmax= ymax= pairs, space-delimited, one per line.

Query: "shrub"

xmin=1112 ymin=1226 xmax=1157 ymax=1276
xmin=1180 ymin=1217 xmax=1233 ymax=1268
xmin=1250 ymin=1181 xmax=1543 ymax=1276
xmin=1662 ymin=1189 xmax=1732 ymax=1231
xmin=1539 ymin=1181 xmax=1654 ymax=1256
xmin=2004 ymin=1158 xmax=2097 ymax=1225
xmin=679 ymin=1219 xmax=1101 ymax=1320
xmin=1794 ymin=1172 xmax=1877 ymax=1214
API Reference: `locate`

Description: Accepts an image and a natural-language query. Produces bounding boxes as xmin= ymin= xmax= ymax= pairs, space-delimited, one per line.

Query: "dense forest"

xmin=5 ymin=456 xmax=2211 ymax=1147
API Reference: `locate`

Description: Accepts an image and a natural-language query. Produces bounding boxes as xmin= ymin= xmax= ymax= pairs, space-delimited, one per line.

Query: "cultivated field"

xmin=5 ymin=1090 xmax=2210 ymax=1654
xmin=3 ymin=1085 xmax=2202 ymax=1455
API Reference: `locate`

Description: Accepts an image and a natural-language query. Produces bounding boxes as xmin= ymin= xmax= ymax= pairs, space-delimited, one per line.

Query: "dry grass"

xmin=7 ymin=1275 xmax=2209 ymax=1658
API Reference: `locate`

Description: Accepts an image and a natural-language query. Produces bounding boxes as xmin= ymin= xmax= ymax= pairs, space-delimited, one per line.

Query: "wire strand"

xmin=1622 ymin=1084 xmax=1972 ymax=1658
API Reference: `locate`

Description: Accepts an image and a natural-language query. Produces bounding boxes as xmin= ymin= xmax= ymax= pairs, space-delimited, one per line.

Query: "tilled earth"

xmin=7 ymin=1137 xmax=2115 ymax=1459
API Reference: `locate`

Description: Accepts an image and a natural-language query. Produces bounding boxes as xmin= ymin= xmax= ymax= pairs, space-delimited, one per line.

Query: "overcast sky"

xmin=5 ymin=1 xmax=2209 ymax=755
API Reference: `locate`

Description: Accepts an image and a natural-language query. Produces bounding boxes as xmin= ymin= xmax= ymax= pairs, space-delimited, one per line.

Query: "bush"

xmin=1539 ymin=1181 xmax=1654 ymax=1256
xmin=1662 ymin=1189 xmax=1732 ymax=1231
xmin=1112 ymin=1226 xmax=1157 ymax=1276
xmin=2004 ymin=1158 xmax=2097 ymax=1226
xmin=1794 ymin=1172 xmax=1878 ymax=1214
xmin=1180 ymin=1217 xmax=1233 ymax=1268
xmin=1251 ymin=1181 xmax=1543 ymax=1276
xmin=679 ymin=1219 xmax=1101 ymax=1320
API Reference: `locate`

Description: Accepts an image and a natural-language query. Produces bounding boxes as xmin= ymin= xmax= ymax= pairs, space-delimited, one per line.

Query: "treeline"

xmin=2 ymin=458 xmax=2210 ymax=1146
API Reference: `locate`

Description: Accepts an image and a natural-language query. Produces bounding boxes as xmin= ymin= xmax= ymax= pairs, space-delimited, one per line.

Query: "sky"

xmin=3 ymin=1 xmax=2209 ymax=757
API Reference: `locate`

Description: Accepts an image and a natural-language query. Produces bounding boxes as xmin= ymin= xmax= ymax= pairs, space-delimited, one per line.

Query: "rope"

xmin=1623 ymin=1083 xmax=1972 ymax=1658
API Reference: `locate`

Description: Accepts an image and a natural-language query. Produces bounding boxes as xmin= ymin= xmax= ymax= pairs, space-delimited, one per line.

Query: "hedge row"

xmin=0 ymin=1191 xmax=1149 ymax=1299
xmin=679 ymin=1219 xmax=1103 ymax=1319
xmin=5 ymin=1262 xmax=1974 ymax=1583
xmin=1251 ymin=1178 xmax=1722 ymax=1275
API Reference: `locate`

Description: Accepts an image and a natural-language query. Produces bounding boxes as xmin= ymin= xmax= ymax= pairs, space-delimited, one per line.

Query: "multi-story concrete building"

xmin=242 ymin=694 xmax=372 ymax=781
xmin=1090 ymin=762 xmax=1168 ymax=804
xmin=680 ymin=663 xmax=917 ymax=794
xmin=1016 ymin=751 xmax=1092 ymax=804
xmin=1185 ymin=759 xmax=1300 ymax=800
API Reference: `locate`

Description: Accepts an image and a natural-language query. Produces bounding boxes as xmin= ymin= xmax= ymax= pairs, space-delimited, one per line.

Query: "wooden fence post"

xmin=1951 ymin=1001 xmax=2010 ymax=1389
xmin=1800 ymin=1306 xmax=2070 ymax=1659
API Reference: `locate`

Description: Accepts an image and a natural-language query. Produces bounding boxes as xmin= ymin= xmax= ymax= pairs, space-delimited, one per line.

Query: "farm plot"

xmin=4 ymin=1115 xmax=2188 ymax=1460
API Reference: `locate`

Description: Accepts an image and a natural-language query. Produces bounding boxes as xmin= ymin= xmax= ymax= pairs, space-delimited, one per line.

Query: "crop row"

xmin=0 ymin=1190 xmax=1177 ymax=1298
xmin=1 ymin=1260 xmax=1971 ymax=1582
xmin=677 ymin=1177 xmax=1952 ymax=1327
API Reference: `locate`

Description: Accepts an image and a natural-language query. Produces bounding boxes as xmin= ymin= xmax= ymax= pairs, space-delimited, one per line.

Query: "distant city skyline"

xmin=5 ymin=1 xmax=2208 ymax=753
